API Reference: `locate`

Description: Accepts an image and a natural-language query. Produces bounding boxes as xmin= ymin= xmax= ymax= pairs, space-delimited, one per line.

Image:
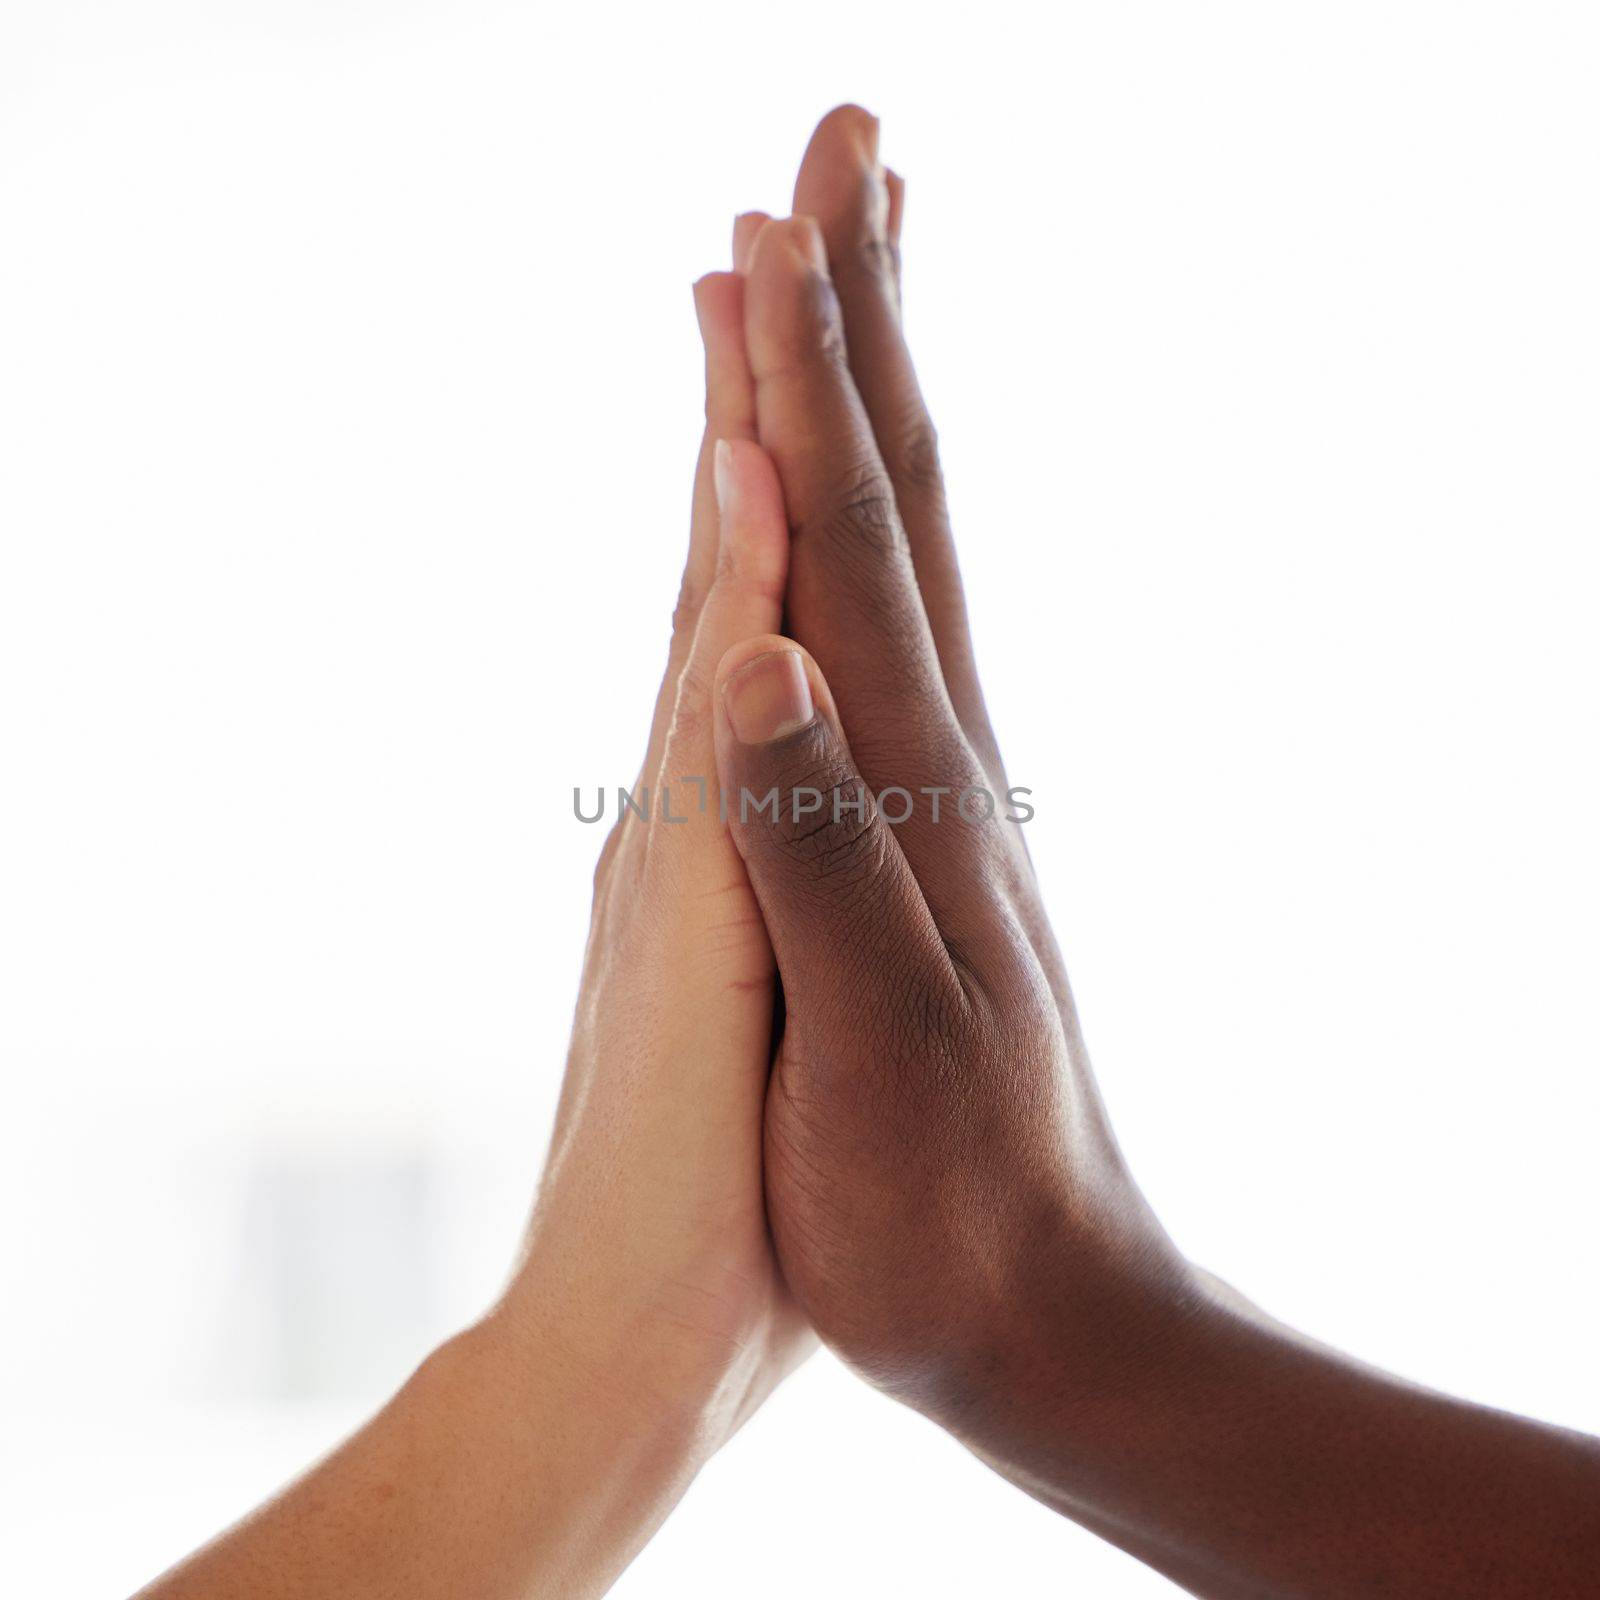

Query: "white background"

xmin=3 ymin=4 xmax=1598 ymax=1595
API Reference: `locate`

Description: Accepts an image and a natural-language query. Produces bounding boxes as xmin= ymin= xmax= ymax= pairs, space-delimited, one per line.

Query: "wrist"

xmin=407 ymin=1308 xmax=718 ymax=1599
xmin=923 ymin=1185 xmax=1218 ymax=1454
xmin=456 ymin=1295 xmax=716 ymax=1478
xmin=480 ymin=1246 xmax=791 ymax=1470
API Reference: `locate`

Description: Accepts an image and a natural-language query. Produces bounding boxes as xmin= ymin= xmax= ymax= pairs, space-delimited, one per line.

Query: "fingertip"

xmin=733 ymin=211 xmax=772 ymax=273
xmin=808 ymin=103 xmax=880 ymax=162
xmin=694 ymin=269 xmax=742 ymax=313
xmin=693 ymin=270 xmax=747 ymax=365
xmin=795 ymin=105 xmax=885 ymax=242
xmin=742 ymin=221 xmax=833 ymax=369
xmin=747 ymin=213 xmax=828 ymax=281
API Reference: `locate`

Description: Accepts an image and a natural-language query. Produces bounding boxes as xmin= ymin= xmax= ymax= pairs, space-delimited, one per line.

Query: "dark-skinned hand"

xmin=711 ymin=106 xmax=1600 ymax=1600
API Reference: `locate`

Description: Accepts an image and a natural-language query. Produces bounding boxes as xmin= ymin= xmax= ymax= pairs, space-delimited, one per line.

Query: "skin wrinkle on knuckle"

xmin=792 ymin=822 xmax=889 ymax=922
xmin=857 ymin=232 xmax=897 ymax=284
xmin=791 ymin=465 xmax=908 ymax=572
xmin=828 ymin=228 xmax=896 ymax=293
xmin=894 ymin=415 xmax=945 ymax=501
xmin=829 ymin=475 xmax=904 ymax=559
xmin=795 ymin=527 xmax=912 ymax=631
xmin=760 ymin=767 xmax=885 ymax=903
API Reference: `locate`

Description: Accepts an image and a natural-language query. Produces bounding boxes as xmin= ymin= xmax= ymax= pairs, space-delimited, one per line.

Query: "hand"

xmin=502 ymin=270 xmax=812 ymax=1445
xmin=713 ymin=107 xmax=1600 ymax=1600
xmin=137 ymin=268 xmax=812 ymax=1600
xmin=716 ymin=106 xmax=1185 ymax=1413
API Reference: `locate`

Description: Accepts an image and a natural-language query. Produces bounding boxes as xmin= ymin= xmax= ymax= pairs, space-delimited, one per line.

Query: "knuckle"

xmin=788 ymin=794 xmax=882 ymax=891
xmin=760 ymin=756 xmax=887 ymax=904
xmin=846 ymin=231 xmax=898 ymax=286
xmin=895 ymin=414 xmax=944 ymax=499
xmin=801 ymin=463 xmax=905 ymax=563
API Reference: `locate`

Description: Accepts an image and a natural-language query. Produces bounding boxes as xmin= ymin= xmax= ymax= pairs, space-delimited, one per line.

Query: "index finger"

xmin=742 ymin=216 xmax=991 ymax=910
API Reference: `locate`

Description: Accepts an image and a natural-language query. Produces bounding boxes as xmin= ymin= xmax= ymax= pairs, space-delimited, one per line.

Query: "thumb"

xmin=712 ymin=636 xmax=960 ymax=1024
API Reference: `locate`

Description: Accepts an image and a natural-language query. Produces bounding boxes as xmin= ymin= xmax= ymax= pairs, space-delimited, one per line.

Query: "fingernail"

xmin=723 ymin=650 xmax=815 ymax=744
xmin=713 ymin=437 xmax=737 ymax=517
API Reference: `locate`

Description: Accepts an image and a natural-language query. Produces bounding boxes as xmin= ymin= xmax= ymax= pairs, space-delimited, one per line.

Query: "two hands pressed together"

xmin=141 ymin=109 xmax=1600 ymax=1600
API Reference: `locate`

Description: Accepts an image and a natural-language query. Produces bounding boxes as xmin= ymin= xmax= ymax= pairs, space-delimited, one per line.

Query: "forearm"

xmin=134 ymin=1303 xmax=714 ymax=1600
xmin=947 ymin=1254 xmax=1600 ymax=1599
